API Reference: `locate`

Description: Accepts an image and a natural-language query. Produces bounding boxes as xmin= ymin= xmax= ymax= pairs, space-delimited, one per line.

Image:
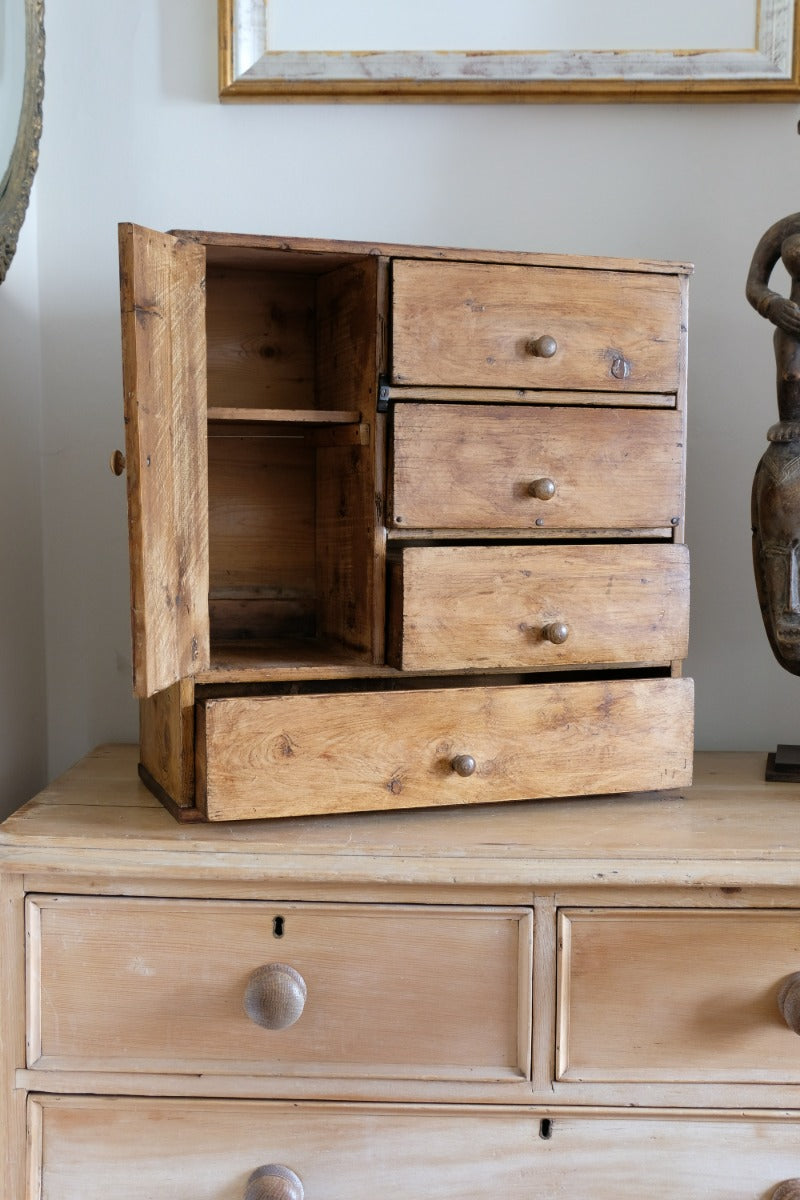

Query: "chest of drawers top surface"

xmin=0 ymin=747 xmax=795 ymax=889
xmin=10 ymin=746 xmax=800 ymax=1200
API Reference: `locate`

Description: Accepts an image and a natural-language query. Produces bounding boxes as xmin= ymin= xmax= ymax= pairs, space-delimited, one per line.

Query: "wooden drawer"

xmin=391 ymin=260 xmax=683 ymax=392
xmin=195 ymin=678 xmax=693 ymax=820
xmin=387 ymin=543 xmax=690 ymax=672
xmin=26 ymin=898 xmax=531 ymax=1082
xmin=30 ymin=1096 xmax=800 ymax=1200
xmin=558 ymin=909 xmax=800 ymax=1084
xmin=389 ymin=404 xmax=685 ymax=531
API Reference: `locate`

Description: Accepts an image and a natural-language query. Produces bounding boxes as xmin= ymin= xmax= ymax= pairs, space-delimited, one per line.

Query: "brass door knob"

xmin=526 ymin=334 xmax=558 ymax=358
xmin=528 ymin=477 xmax=556 ymax=501
xmin=778 ymin=972 xmax=800 ymax=1033
xmin=771 ymin=1182 xmax=800 ymax=1200
xmin=109 ymin=449 xmax=126 ymax=476
xmin=244 ymin=963 xmax=307 ymax=1030
xmin=451 ymin=754 xmax=477 ymax=777
xmin=245 ymin=1165 xmax=304 ymax=1200
xmin=543 ymin=622 xmax=570 ymax=645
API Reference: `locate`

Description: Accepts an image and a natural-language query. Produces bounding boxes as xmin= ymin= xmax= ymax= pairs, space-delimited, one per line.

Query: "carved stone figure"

xmin=746 ymin=213 xmax=800 ymax=677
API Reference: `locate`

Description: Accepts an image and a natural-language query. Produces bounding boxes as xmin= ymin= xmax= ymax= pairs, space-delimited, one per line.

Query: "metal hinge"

xmin=377 ymin=375 xmax=391 ymax=413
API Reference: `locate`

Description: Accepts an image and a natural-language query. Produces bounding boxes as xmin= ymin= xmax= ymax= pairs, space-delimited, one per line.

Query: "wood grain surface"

xmin=119 ymin=224 xmax=210 ymax=697
xmin=391 ymin=260 xmax=682 ymax=391
xmin=390 ymin=403 xmax=685 ymax=531
xmin=27 ymin=897 xmax=530 ymax=1080
xmin=196 ymin=677 xmax=693 ymax=820
xmin=31 ymin=1096 xmax=800 ymax=1200
xmin=388 ymin=543 xmax=690 ymax=671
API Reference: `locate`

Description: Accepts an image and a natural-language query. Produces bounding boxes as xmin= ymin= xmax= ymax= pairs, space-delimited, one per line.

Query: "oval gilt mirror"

xmin=0 ymin=0 xmax=44 ymax=282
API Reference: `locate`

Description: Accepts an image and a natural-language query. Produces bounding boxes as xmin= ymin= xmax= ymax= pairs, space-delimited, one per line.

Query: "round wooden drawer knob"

xmin=771 ymin=1181 xmax=800 ymax=1200
xmin=528 ymin=477 xmax=556 ymax=501
xmin=451 ymin=754 xmax=477 ymax=777
xmin=778 ymin=972 xmax=800 ymax=1033
xmin=527 ymin=334 xmax=558 ymax=358
xmin=244 ymin=963 xmax=307 ymax=1030
xmin=109 ymin=449 xmax=126 ymax=476
xmin=245 ymin=1165 xmax=304 ymax=1200
xmin=543 ymin=621 xmax=569 ymax=645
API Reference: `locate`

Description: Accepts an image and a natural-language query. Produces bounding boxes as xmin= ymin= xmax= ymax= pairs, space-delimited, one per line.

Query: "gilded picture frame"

xmin=219 ymin=0 xmax=800 ymax=101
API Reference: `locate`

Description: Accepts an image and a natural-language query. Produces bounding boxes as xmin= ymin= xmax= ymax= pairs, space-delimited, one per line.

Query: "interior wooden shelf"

xmin=196 ymin=641 xmax=402 ymax=685
xmin=207 ymin=407 xmax=361 ymax=425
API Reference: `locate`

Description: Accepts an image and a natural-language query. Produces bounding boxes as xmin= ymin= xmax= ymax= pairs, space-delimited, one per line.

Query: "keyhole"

xmin=539 ymin=1119 xmax=553 ymax=1140
xmin=273 ymin=916 xmax=285 ymax=938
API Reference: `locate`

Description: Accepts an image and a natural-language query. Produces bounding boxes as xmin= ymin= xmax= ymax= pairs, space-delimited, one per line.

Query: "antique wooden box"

xmin=117 ymin=226 xmax=693 ymax=820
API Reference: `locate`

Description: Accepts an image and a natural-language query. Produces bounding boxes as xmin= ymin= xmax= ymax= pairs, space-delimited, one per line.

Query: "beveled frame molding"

xmin=0 ymin=0 xmax=44 ymax=282
xmin=219 ymin=0 xmax=800 ymax=101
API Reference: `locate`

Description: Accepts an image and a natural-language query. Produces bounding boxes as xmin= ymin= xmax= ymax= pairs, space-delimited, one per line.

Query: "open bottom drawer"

xmin=196 ymin=676 xmax=693 ymax=819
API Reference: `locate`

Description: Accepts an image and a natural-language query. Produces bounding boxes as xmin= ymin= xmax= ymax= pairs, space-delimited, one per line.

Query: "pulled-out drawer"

xmin=30 ymin=1096 xmax=800 ymax=1200
xmin=391 ymin=259 xmax=683 ymax=392
xmin=195 ymin=677 xmax=694 ymax=820
xmin=558 ymin=909 xmax=800 ymax=1084
xmin=387 ymin=543 xmax=689 ymax=672
xmin=389 ymin=404 xmax=685 ymax=532
xmin=26 ymin=898 xmax=531 ymax=1082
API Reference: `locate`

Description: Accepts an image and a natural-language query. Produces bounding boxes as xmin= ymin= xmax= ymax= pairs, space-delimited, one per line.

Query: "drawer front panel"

xmin=31 ymin=1097 xmax=800 ymax=1200
xmin=391 ymin=260 xmax=683 ymax=392
xmin=197 ymin=678 xmax=693 ymax=820
xmin=27 ymin=898 xmax=531 ymax=1081
xmin=559 ymin=909 xmax=800 ymax=1084
xmin=387 ymin=543 xmax=690 ymax=671
xmin=390 ymin=404 xmax=685 ymax=531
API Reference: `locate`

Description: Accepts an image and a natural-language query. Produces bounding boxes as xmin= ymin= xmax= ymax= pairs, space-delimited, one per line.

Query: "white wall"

xmin=0 ymin=191 xmax=46 ymax=815
xmin=24 ymin=0 xmax=800 ymax=787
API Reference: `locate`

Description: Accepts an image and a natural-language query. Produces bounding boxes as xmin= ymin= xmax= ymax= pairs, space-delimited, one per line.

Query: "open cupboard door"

xmin=119 ymin=223 xmax=210 ymax=698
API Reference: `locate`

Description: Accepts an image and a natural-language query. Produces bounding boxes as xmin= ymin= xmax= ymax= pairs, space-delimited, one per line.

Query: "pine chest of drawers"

xmin=4 ymin=747 xmax=800 ymax=1199
xmin=116 ymin=228 xmax=693 ymax=821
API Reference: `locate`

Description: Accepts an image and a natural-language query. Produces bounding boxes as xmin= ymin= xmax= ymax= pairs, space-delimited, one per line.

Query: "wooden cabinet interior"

xmin=203 ymin=249 xmax=386 ymax=666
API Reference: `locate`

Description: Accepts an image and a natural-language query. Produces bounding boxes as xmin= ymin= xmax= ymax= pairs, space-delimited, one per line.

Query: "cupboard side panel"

xmin=138 ymin=678 xmax=196 ymax=811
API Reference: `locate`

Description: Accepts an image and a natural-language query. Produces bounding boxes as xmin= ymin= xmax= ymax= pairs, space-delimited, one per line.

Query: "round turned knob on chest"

xmin=543 ymin=621 xmax=570 ymax=645
xmin=244 ymin=963 xmax=307 ymax=1030
xmin=527 ymin=477 xmax=556 ymax=501
xmin=109 ymin=449 xmax=126 ymax=476
xmin=771 ymin=1181 xmax=800 ymax=1200
xmin=244 ymin=1165 xmax=304 ymax=1200
xmin=451 ymin=754 xmax=477 ymax=777
xmin=778 ymin=972 xmax=800 ymax=1033
xmin=526 ymin=334 xmax=558 ymax=358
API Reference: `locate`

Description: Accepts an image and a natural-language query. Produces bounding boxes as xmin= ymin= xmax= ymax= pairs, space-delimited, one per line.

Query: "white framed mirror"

xmin=0 ymin=0 xmax=44 ymax=282
xmin=219 ymin=0 xmax=800 ymax=100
